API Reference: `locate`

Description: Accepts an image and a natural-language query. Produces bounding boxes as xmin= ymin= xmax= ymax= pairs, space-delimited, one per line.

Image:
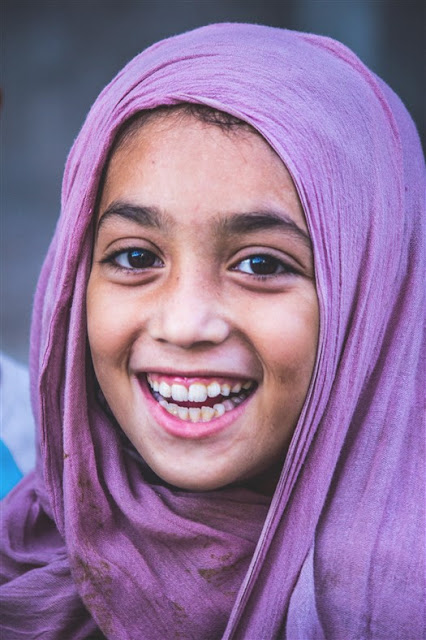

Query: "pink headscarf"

xmin=1 ymin=23 xmax=424 ymax=639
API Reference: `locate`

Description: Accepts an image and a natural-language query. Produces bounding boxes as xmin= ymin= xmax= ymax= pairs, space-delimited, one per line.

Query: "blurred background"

xmin=1 ymin=0 xmax=425 ymax=364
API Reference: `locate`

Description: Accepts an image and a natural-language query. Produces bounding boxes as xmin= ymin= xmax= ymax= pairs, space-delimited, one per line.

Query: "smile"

xmin=146 ymin=373 xmax=257 ymax=423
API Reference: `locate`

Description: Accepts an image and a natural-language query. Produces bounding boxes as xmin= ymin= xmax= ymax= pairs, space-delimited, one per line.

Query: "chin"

xmin=152 ymin=463 xmax=238 ymax=492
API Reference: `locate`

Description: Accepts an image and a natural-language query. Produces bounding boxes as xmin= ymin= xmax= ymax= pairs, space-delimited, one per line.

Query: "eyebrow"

xmin=96 ymin=201 xmax=171 ymax=233
xmin=97 ymin=200 xmax=311 ymax=248
xmin=217 ymin=211 xmax=311 ymax=248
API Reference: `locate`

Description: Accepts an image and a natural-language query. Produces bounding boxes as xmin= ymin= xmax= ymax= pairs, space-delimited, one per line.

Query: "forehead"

xmin=99 ymin=112 xmax=307 ymax=233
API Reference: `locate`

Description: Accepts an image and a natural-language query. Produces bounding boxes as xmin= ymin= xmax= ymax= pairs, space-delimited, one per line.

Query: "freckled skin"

xmin=86 ymin=114 xmax=319 ymax=492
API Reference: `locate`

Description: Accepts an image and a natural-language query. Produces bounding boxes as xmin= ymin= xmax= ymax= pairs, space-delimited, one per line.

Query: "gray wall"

xmin=1 ymin=0 xmax=424 ymax=363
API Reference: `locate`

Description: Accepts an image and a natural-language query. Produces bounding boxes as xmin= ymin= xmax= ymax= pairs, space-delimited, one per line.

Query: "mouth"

xmin=144 ymin=373 xmax=257 ymax=424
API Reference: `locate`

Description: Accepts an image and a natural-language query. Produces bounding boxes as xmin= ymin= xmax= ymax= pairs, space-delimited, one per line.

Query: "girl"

xmin=1 ymin=23 xmax=424 ymax=639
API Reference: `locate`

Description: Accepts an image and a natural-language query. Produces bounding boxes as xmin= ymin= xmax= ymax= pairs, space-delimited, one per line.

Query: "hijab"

xmin=1 ymin=23 xmax=424 ymax=639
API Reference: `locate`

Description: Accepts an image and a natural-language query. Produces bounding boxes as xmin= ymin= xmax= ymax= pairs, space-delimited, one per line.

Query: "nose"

xmin=148 ymin=271 xmax=231 ymax=349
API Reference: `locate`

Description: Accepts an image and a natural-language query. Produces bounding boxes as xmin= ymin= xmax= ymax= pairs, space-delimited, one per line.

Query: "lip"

xmin=146 ymin=372 xmax=251 ymax=387
xmin=137 ymin=365 xmax=259 ymax=381
xmin=137 ymin=373 xmax=256 ymax=440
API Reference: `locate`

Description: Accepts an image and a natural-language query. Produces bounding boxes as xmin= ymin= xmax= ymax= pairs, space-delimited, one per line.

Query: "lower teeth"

xmin=156 ymin=393 xmax=247 ymax=422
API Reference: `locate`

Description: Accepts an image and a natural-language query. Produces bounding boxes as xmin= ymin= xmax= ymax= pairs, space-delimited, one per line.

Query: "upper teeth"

xmin=148 ymin=376 xmax=252 ymax=402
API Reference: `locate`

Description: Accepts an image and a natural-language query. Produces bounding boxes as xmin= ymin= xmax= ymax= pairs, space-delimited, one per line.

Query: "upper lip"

xmin=135 ymin=368 xmax=258 ymax=381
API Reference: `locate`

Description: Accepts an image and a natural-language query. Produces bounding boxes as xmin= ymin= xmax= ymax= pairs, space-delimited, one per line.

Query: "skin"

xmin=86 ymin=113 xmax=319 ymax=492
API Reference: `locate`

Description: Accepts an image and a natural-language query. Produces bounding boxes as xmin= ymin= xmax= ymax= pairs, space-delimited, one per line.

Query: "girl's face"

xmin=87 ymin=114 xmax=319 ymax=491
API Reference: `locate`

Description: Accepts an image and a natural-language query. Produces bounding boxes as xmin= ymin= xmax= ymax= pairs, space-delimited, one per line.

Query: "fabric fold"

xmin=1 ymin=23 xmax=424 ymax=639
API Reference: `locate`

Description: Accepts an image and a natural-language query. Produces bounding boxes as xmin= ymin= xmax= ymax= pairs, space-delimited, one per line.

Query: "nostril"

xmin=149 ymin=313 xmax=230 ymax=348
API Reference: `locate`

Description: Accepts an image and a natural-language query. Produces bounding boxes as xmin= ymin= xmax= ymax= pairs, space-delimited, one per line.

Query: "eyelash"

xmin=102 ymin=247 xmax=164 ymax=272
xmin=230 ymin=254 xmax=298 ymax=279
xmin=102 ymin=247 xmax=299 ymax=280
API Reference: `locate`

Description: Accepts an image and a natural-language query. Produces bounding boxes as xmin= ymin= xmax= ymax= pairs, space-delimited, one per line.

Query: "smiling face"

xmin=86 ymin=111 xmax=319 ymax=492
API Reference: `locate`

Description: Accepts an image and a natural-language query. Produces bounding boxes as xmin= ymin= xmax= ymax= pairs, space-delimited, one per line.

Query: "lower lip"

xmin=138 ymin=375 xmax=254 ymax=440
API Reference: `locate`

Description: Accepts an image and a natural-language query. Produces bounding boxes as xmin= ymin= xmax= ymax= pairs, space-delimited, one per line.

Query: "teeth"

xmin=213 ymin=403 xmax=226 ymax=417
xmin=223 ymin=399 xmax=235 ymax=412
xmin=148 ymin=376 xmax=255 ymax=408
xmin=171 ymin=383 xmax=188 ymax=402
xmin=188 ymin=383 xmax=208 ymax=403
xmin=201 ymin=406 xmax=215 ymax=422
xmin=147 ymin=375 xmax=159 ymax=392
xmin=221 ymin=384 xmax=231 ymax=397
xmin=177 ymin=406 xmax=189 ymax=420
xmin=165 ymin=403 xmax=179 ymax=416
xmin=207 ymin=382 xmax=221 ymax=398
xmin=189 ymin=408 xmax=201 ymax=423
xmin=159 ymin=381 xmax=172 ymax=398
xmin=157 ymin=396 xmax=246 ymax=422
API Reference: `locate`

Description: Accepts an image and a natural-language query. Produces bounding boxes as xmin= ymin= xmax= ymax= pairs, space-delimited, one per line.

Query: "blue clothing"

xmin=0 ymin=440 xmax=23 ymax=499
xmin=0 ymin=353 xmax=35 ymax=498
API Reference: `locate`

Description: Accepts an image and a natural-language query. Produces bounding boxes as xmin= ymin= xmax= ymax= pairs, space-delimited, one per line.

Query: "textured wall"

xmin=1 ymin=0 xmax=424 ymax=362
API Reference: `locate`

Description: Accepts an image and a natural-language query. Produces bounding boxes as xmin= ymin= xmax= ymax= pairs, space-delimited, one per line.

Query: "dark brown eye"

xmin=235 ymin=254 xmax=289 ymax=276
xmin=114 ymin=248 xmax=162 ymax=270
xmin=249 ymin=256 xmax=279 ymax=275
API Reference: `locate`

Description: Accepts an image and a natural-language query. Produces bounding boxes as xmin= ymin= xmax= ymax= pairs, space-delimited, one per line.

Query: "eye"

xmin=110 ymin=248 xmax=163 ymax=270
xmin=233 ymin=254 xmax=293 ymax=277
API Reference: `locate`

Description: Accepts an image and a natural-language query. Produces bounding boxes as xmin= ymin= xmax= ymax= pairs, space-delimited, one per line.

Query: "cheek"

xmin=247 ymin=293 xmax=319 ymax=384
xmin=86 ymin=279 xmax=140 ymax=368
